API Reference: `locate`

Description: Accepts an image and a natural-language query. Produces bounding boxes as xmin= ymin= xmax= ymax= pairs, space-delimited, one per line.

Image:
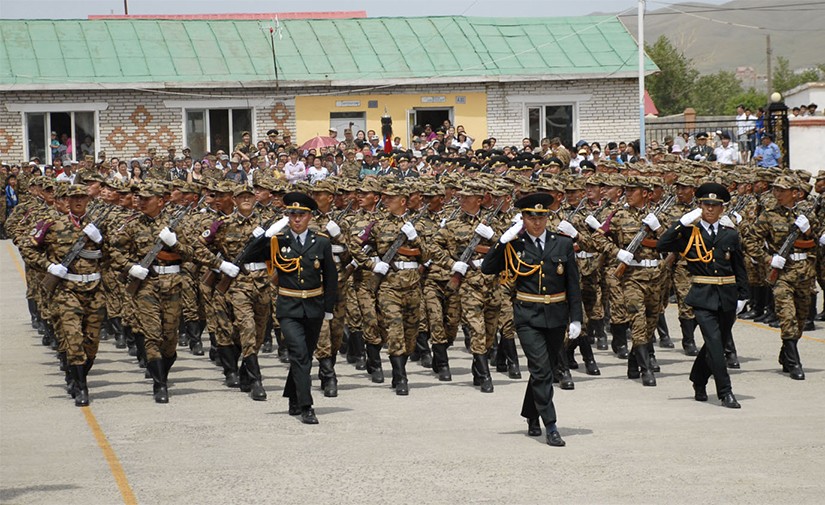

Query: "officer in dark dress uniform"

xmin=687 ymin=132 xmax=717 ymax=162
xmin=481 ymin=193 xmax=582 ymax=447
xmin=657 ymin=183 xmax=749 ymax=408
xmin=242 ymin=193 xmax=338 ymax=424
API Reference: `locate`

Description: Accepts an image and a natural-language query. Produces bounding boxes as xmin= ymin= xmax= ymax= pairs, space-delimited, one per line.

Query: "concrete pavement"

xmin=1 ymin=241 xmax=824 ymax=505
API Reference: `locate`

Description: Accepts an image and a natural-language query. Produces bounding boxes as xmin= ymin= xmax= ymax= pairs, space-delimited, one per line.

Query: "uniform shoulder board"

xmin=201 ymin=219 xmax=224 ymax=243
xmin=29 ymin=220 xmax=54 ymax=246
xmin=315 ymin=232 xmax=330 ymax=239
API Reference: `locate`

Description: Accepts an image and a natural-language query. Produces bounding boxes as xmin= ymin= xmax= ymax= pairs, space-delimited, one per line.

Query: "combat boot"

xmin=462 ymin=324 xmax=471 ymax=351
xmin=27 ymin=299 xmax=39 ymax=330
xmin=566 ymin=346 xmax=579 ymax=370
xmin=389 ymin=355 xmax=409 ymax=395
xmin=111 ymin=317 xmax=126 ymax=349
xmin=348 ymin=331 xmax=367 ymax=370
xmin=627 ymin=348 xmax=640 ymax=379
xmin=431 ymin=343 xmax=452 ymax=381
xmin=500 ymin=338 xmax=522 ymax=379
xmin=58 ymin=351 xmax=68 ymax=372
xmin=217 ymin=346 xmax=240 ymax=387
xmin=133 ymin=332 xmax=147 ymax=369
xmin=99 ymin=318 xmax=111 ymax=341
xmin=610 ymin=323 xmax=628 ymax=359
xmin=318 ymin=357 xmax=338 ymax=398
xmin=161 ymin=353 xmax=176 ymax=387
xmin=261 ymin=319 xmax=274 ymax=353
xmin=782 ymin=339 xmax=805 ymax=380
xmin=415 ymin=332 xmax=432 ymax=368
xmin=41 ymin=322 xmax=54 ymax=347
xmin=365 ymin=343 xmax=384 ymax=383
xmin=679 ymin=318 xmax=699 ymax=356
xmin=472 ymin=354 xmax=494 ymax=393
xmin=72 ymin=365 xmax=90 ymax=407
xmin=634 ymin=345 xmax=656 ymax=386
xmin=724 ymin=335 xmax=740 ymax=369
xmin=239 ymin=360 xmax=251 ymax=392
xmin=185 ymin=320 xmax=204 ymax=356
xmin=146 ymin=359 xmax=168 ymax=403
xmin=648 ymin=342 xmax=660 ymax=372
xmin=495 ymin=337 xmax=509 ymax=373
xmin=593 ymin=319 xmax=608 ymax=350
xmin=275 ymin=328 xmax=290 ymax=363
xmin=657 ymin=313 xmax=674 ymax=348
xmin=177 ymin=320 xmax=187 ymax=348
xmin=243 ymin=354 xmax=267 ymax=401
xmin=740 ymin=286 xmax=765 ymax=320
xmin=578 ymin=336 xmax=601 ymax=376
xmin=124 ymin=325 xmax=137 ymax=356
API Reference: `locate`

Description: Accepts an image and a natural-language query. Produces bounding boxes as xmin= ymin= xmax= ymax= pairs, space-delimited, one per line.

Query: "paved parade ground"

xmin=1 ymin=242 xmax=824 ymax=505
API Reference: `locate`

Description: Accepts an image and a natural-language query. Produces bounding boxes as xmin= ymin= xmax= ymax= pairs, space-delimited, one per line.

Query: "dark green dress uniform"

xmin=657 ymin=184 xmax=749 ymax=408
xmin=481 ymin=195 xmax=582 ymax=444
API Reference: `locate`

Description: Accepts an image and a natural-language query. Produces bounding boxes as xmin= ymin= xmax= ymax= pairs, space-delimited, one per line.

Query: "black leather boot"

xmin=177 ymin=320 xmax=187 ymax=348
xmin=261 ymin=319 xmax=274 ymax=353
xmin=627 ymin=348 xmax=640 ymax=379
xmin=111 ymin=317 xmax=126 ymax=349
xmin=657 ymin=314 xmax=674 ymax=348
xmin=27 ymin=299 xmax=39 ymax=330
xmin=462 ymin=324 xmax=471 ymax=350
xmin=634 ymin=345 xmax=656 ymax=386
xmin=239 ymin=360 xmax=251 ymax=392
xmin=610 ymin=323 xmax=628 ymax=359
xmin=431 ymin=343 xmax=452 ymax=381
xmin=783 ymin=339 xmax=805 ymax=380
xmin=217 ymin=346 xmax=240 ymax=387
xmin=389 ymin=355 xmax=409 ymax=395
xmin=349 ymin=331 xmax=367 ymax=370
xmin=133 ymin=332 xmax=147 ymax=368
xmin=578 ymin=336 xmax=601 ymax=376
xmin=415 ymin=332 xmax=432 ymax=368
xmin=244 ymin=354 xmax=267 ymax=401
xmin=72 ymin=365 xmax=90 ymax=407
xmin=593 ymin=318 xmax=608 ymax=350
xmin=42 ymin=322 xmax=54 ymax=347
xmin=275 ymin=328 xmax=290 ymax=363
xmin=724 ymin=336 xmax=740 ymax=369
xmin=740 ymin=286 xmax=764 ymax=320
xmin=182 ymin=320 xmax=202 ymax=356
xmin=318 ymin=357 xmax=338 ymax=398
xmin=58 ymin=352 xmax=68 ymax=372
xmin=679 ymin=318 xmax=699 ymax=356
xmin=146 ymin=359 xmax=168 ymax=403
xmin=487 ymin=334 xmax=498 ymax=365
xmin=472 ymin=354 xmax=494 ymax=393
xmin=566 ymin=347 xmax=579 ymax=370
xmin=501 ymin=338 xmax=522 ymax=379
xmin=365 ymin=343 xmax=384 ymax=383
xmin=100 ymin=318 xmax=111 ymax=341
xmin=648 ymin=342 xmax=660 ymax=372
xmin=124 ymin=325 xmax=136 ymax=356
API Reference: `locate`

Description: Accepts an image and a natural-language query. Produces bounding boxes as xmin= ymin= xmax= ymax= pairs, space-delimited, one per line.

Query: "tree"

xmin=690 ymin=71 xmax=743 ymax=115
xmin=645 ymin=35 xmax=699 ymax=116
xmin=773 ymin=56 xmax=822 ymax=94
xmin=725 ymin=88 xmax=768 ymax=113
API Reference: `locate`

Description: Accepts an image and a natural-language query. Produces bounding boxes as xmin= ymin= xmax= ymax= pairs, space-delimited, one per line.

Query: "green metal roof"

xmin=0 ymin=16 xmax=657 ymax=88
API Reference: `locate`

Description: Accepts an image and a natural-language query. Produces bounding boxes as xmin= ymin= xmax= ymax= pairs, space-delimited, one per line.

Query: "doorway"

xmin=414 ymin=108 xmax=452 ymax=134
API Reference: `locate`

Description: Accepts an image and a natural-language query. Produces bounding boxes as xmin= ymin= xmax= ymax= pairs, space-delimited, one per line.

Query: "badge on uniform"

xmin=725 ymin=251 xmax=730 ymax=261
xmin=281 ymin=246 xmax=288 ymax=254
xmin=557 ymin=263 xmax=564 ymax=275
xmin=313 ymin=259 xmax=320 ymax=269
xmin=201 ymin=230 xmax=211 ymax=238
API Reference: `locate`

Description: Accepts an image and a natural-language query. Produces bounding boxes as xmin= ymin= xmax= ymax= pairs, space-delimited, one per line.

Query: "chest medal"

xmin=281 ymin=246 xmax=288 ymax=254
xmin=725 ymin=251 xmax=730 ymax=261
xmin=314 ymin=259 xmax=320 ymax=269
xmin=557 ymin=263 xmax=564 ymax=275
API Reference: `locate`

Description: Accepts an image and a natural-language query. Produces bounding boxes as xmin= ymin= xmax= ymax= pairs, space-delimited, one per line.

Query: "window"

xmin=330 ymin=112 xmax=365 ymax=139
xmin=184 ymin=108 xmax=252 ymax=156
xmin=25 ymin=111 xmax=97 ymax=164
xmin=526 ymin=105 xmax=574 ymax=148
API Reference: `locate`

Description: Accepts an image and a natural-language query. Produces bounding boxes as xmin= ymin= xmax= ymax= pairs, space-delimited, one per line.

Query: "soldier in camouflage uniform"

xmin=743 ymin=175 xmax=820 ymax=381
xmin=175 ymin=182 xmax=209 ymax=355
xmin=340 ymin=148 xmax=362 ymax=180
xmin=814 ymin=171 xmax=825 ymax=320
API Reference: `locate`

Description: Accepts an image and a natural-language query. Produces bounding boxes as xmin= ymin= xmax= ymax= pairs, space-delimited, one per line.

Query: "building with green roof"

xmin=0 ymin=16 xmax=656 ymax=163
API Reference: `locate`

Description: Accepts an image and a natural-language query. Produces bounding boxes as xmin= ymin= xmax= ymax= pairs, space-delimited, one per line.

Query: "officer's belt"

xmin=278 ymin=286 xmax=323 ymax=299
xmin=515 ymin=291 xmax=567 ymax=304
xmin=576 ymin=251 xmax=595 ymax=259
xmin=152 ymin=265 xmax=181 ymax=275
xmin=396 ymin=246 xmax=420 ymax=257
xmin=77 ymin=249 xmax=103 ymax=259
xmin=692 ymin=275 xmax=736 ymax=285
xmin=243 ymin=262 xmax=267 ymax=272
xmin=65 ymin=272 xmax=101 ymax=283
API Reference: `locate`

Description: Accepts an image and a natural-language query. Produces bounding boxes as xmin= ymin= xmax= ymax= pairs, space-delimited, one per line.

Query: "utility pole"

xmin=766 ymin=34 xmax=772 ymax=95
xmin=124 ymin=0 xmax=129 ymax=15
xmin=638 ymin=0 xmax=646 ymax=160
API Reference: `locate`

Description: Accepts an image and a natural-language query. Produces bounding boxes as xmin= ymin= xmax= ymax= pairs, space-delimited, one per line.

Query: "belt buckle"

xmin=301 ymin=290 xmax=308 ymax=299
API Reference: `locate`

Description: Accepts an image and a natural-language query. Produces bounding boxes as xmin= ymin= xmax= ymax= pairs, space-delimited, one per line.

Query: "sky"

xmin=0 ymin=0 xmax=730 ymax=19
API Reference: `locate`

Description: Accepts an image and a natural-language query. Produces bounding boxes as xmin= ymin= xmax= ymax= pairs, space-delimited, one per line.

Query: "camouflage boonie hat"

xmin=772 ymin=176 xmax=802 ymax=190
xmin=40 ymin=178 xmax=56 ymax=190
xmin=624 ymin=176 xmax=652 ymax=190
xmin=181 ymin=181 xmax=200 ymax=194
xmin=566 ymin=177 xmax=585 ymax=191
xmin=442 ymin=175 xmax=463 ymax=190
xmin=338 ymin=179 xmax=357 ymax=192
xmin=65 ymin=184 xmax=89 ymax=197
xmin=490 ymin=180 xmax=512 ymax=197
xmin=358 ymin=177 xmax=383 ymax=194
xmin=457 ymin=181 xmax=486 ymax=196
xmin=795 ymin=169 xmax=813 ymax=183
xmin=381 ymin=182 xmax=409 ymax=197
xmin=82 ymin=173 xmax=106 ymax=184
xmin=214 ymin=180 xmax=236 ymax=194
xmin=674 ymin=174 xmax=697 ymax=187
xmin=815 ymin=170 xmax=825 ymax=181
xmin=311 ymin=180 xmax=337 ymax=194
xmin=605 ymin=174 xmax=626 ymax=187
xmin=535 ymin=177 xmax=564 ymax=193
xmin=54 ymin=182 xmax=71 ymax=198
xmin=422 ymin=183 xmax=445 ymax=197
xmin=135 ymin=182 xmax=166 ymax=197
xmin=232 ymin=184 xmax=254 ymax=197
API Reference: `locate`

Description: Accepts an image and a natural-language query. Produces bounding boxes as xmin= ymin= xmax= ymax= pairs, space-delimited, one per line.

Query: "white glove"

xmin=794 ymin=215 xmax=811 ymax=233
xmin=617 ymin=249 xmax=634 ymax=265
xmin=557 ymin=220 xmax=578 ymax=239
xmin=474 ymin=223 xmax=494 ymax=240
xmin=451 ymin=261 xmax=469 ymax=275
xmin=719 ymin=215 xmax=735 ymax=229
xmin=568 ymin=321 xmax=582 ymax=340
xmin=680 ymin=208 xmax=703 ymax=226
xmin=47 ymin=263 xmax=68 ymax=279
xmin=158 ymin=227 xmax=177 ymax=247
xmin=128 ymin=264 xmax=149 ymax=280
xmin=500 ymin=220 xmax=522 ymax=243
xmin=219 ymin=260 xmax=240 ymax=278
xmin=265 ymin=216 xmax=290 ymax=238
xmin=401 ymin=222 xmax=418 ymax=241
xmin=252 ymin=226 xmax=265 ymax=238
xmin=770 ymin=255 xmax=786 ymax=270
xmin=732 ymin=211 xmax=743 ymax=225
xmin=511 ymin=212 xmax=523 ymax=224
xmin=736 ymin=300 xmax=747 ymax=314
xmin=372 ymin=261 xmax=390 ymax=275
xmin=585 ymin=215 xmax=602 ymax=230
xmin=324 ymin=312 xmax=334 ymax=321
xmin=82 ymin=223 xmax=102 ymax=244
xmin=642 ymin=213 xmax=661 ymax=231
xmin=325 ymin=220 xmax=341 ymax=238
xmin=439 ymin=218 xmax=447 ymax=228
xmin=819 ymin=233 xmax=825 ymax=246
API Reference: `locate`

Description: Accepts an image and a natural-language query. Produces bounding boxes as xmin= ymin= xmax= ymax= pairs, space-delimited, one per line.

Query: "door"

xmin=414 ymin=108 xmax=452 ymax=133
xmin=330 ymin=112 xmax=366 ymax=140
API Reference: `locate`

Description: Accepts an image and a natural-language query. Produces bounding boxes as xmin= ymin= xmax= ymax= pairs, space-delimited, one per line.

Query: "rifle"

xmin=440 ymin=205 xmax=462 ymax=228
xmin=200 ymin=253 xmax=222 ymax=289
xmin=42 ymin=205 xmax=116 ymax=295
xmin=335 ymin=199 xmax=355 ymax=222
xmin=123 ymin=195 xmax=205 ymax=296
xmin=369 ymin=209 xmax=426 ymax=293
xmin=447 ymin=199 xmax=507 ymax=291
xmin=768 ymin=219 xmax=804 ymax=284
xmin=727 ymin=194 xmax=753 ymax=216
xmin=613 ymin=194 xmax=676 ymax=279
xmin=215 ymin=217 xmax=277 ymax=294
xmin=564 ymin=198 xmax=587 ymax=221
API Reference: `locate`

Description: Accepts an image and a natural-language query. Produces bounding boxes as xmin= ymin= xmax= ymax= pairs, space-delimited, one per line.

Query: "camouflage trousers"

xmin=580 ymin=270 xmax=604 ymax=325
xmin=211 ymin=289 xmax=238 ymax=347
xmin=672 ymin=264 xmax=695 ymax=319
xmin=315 ymin=278 xmax=348 ymax=359
xmin=423 ymin=277 xmax=461 ymax=345
xmin=622 ymin=267 xmax=663 ymax=347
xmin=498 ymin=283 xmax=516 ymax=340
xmin=133 ymin=274 xmax=183 ymax=361
xmin=377 ymin=281 xmax=421 ymax=357
xmin=227 ymin=272 xmax=271 ymax=358
xmin=102 ymin=270 xmax=123 ymax=319
xmin=746 ymin=255 xmax=765 ymax=287
xmin=345 ymin=276 xmax=362 ymax=331
xmin=353 ymin=276 xmax=382 ymax=346
xmin=180 ymin=265 xmax=202 ymax=323
xmin=53 ymin=286 xmax=105 ymax=366
xmin=774 ymin=263 xmax=815 ymax=341
xmin=604 ymin=261 xmax=629 ymax=325
xmin=460 ymin=271 xmax=501 ymax=355
xmin=200 ymin=280 xmax=217 ymax=338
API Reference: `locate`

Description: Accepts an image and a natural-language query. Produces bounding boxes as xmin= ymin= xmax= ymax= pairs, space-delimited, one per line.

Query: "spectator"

xmin=49 ymin=131 xmax=61 ymax=161
xmin=713 ymin=133 xmax=741 ymax=166
xmin=809 ymin=103 xmax=819 ymax=116
xmin=80 ymin=135 xmax=95 ymax=157
xmin=753 ymin=134 xmax=782 ymax=168
xmin=5 ymin=175 xmax=18 ymax=217
xmin=113 ymin=161 xmax=130 ymax=183
xmin=307 ymin=157 xmax=329 ymax=184
xmin=283 ymin=150 xmax=306 ymax=184
xmin=56 ymin=161 xmax=77 ymax=183
xmin=358 ymin=152 xmax=379 ymax=179
xmin=187 ymin=160 xmax=204 ymax=183
xmin=131 ymin=165 xmax=144 ymax=184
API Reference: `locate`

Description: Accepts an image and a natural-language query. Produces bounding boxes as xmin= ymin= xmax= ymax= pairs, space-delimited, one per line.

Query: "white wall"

xmin=789 ymin=117 xmax=825 ymax=171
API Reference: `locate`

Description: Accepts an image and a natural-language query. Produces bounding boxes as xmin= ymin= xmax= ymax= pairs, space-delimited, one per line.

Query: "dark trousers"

xmin=280 ymin=317 xmax=323 ymax=408
xmin=517 ymin=324 xmax=565 ymax=426
xmin=690 ymin=308 xmax=735 ymax=397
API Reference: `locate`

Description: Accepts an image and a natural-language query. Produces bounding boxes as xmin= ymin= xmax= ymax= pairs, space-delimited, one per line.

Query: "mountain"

xmin=617 ymin=0 xmax=825 ymax=77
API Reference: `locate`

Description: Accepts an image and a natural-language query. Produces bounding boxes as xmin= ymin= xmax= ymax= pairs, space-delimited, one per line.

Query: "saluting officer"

xmin=657 ymin=183 xmax=749 ymax=408
xmin=481 ymin=193 xmax=582 ymax=447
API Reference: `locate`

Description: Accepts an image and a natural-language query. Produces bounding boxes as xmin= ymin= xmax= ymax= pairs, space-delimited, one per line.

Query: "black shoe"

xmin=225 ymin=372 xmax=240 ymax=388
xmin=250 ymin=381 xmax=267 ymax=401
xmin=323 ymin=379 xmax=338 ymax=398
xmin=300 ymin=408 xmax=319 ymax=424
xmin=508 ymin=363 xmax=522 ymax=379
xmin=190 ymin=339 xmax=204 ymax=356
xmin=370 ymin=369 xmax=385 ymax=384
xmin=546 ymin=430 xmax=566 ymax=447
xmin=261 ymin=340 xmax=274 ymax=353
xmin=815 ymin=310 xmax=825 ymax=321
xmin=803 ymin=320 xmax=815 ymax=332
xmin=720 ymin=392 xmax=741 ymax=409
xmin=559 ymin=371 xmax=575 ymax=390
xmin=395 ymin=379 xmax=409 ymax=396
xmin=208 ymin=346 xmax=217 ymax=362
xmin=288 ymin=400 xmax=300 ymax=416
xmin=277 ymin=347 xmax=290 ymax=364
xmin=420 ymin=351 xmax=432 ymax=369
xmin=584 ymin=359 xmax=601 ymax=376
xmin=659 ymin=335 xmax=674 ymax=348
xmin=178 ymin=333 xmax=188 ymax=348
xmin=128 ymin=345 xmax=138 ymax=357
xmin=768 ymin=319 xmax=780 ymax=328
xmin=693 ymin=383 xmax=708 ymax=402
xmin=354 ymin=356 xmax=367 ymax=370
xmin=683 ymin=341 xmax=699 ymax=357
xmin=726 ymin=353 xmax=740 ymax=369
xmin=527 ymin=418 xmax=542 ymax=437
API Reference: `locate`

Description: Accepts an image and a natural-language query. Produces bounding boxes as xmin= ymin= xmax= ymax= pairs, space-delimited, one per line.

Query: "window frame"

xmin=182 ymin=107 xmax=255 ymax=155
xmin=524 ymin=103 xmax=577 ymax=147
xmin=7 ymin=103 xmax=106 ymax=164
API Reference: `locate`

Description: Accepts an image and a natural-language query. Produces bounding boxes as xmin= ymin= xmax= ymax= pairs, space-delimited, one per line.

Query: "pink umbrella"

xmin=299 ymin=135 xmax=338 ymax=151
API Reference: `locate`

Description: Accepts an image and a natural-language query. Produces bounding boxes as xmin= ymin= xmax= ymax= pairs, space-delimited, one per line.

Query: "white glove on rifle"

xmin=732 ymin=211 xmax=743 ymax=225
xmin=642 ymin=213 xmax=661 ymax=231
xmin=82 ymin=223 xmax=103 ymax=244
xmin=265 ymin=216 xmax=290 ymax=238
xmin=372 ymin=261 xmax=390 ymax=276
xmin=680 ymin=208 xmax=703 ymax=226
xmin=500 ymin=221 xmax=522 ymax=244
xmin=718 ymin=215 xmax=735 ymax=229
xmin=324 ymin=312 xmax=334 ymax=321
xmin=736 ymin=300 xmax=747 ymax=314
xmin=474 ymin=223 xmax=494 ymax=240
xmin=251 ymin=226 xmax=265 ymax=238
xmin=219 ymin=261 xmax=240 ymax=278
xmin=325 ymin=220 xmax=341 ymax=238
xmin=819 ymin=232 xmax=825 ymax=246
xmin=451 ymin=261 xmax=469 ymax=276
xmin=585 ymin=215 xmax=601 ymax=230
xmin=557 ymin=220 xmax=578 ymax=239
xmin=439 ymin=218 xmax=447 ymax=228
xmin=511 ymin=212 xmax=523 ymax=224
xmin=568 ymin=321 xmax=582 ymax=340
xmin=770 ymin=255 xmax=786 ymax=270
xmin=47 ymin=263 xmax=68 ymax=279
xmin=794 ymin=215 xmax=810 ymax=233
xmin=158 ymin=227 xmax=177 ymax=247
xmin=401 ymin=222 xmax=418 ymax=241
xmin=617 ymin=249 xmax=634 ymax=265
xmin=128 ymin=264 xmax=149 ymax=280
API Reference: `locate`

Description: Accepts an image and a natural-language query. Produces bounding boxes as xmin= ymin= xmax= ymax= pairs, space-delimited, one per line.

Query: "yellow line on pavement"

xmin=5 ymin=242 xmax=137 ymax=505
xmin=738 ymin=317 xmax=825 ymax=344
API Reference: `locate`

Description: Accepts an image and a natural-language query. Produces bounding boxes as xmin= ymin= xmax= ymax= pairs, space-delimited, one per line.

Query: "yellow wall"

xmin=295 ymin=92 xmax=487 ymax=144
